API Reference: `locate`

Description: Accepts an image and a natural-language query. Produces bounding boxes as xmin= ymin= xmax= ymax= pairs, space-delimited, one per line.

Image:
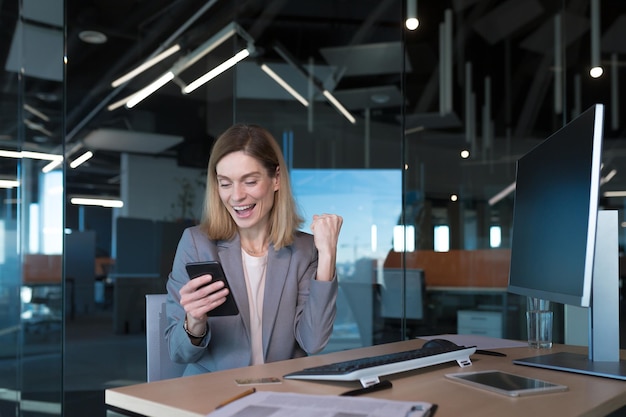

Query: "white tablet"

xmin=445 ymin=370 xmax=568 ymax=397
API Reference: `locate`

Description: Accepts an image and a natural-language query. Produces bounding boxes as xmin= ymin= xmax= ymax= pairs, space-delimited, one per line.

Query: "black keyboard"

xmin=284 ymin=344 xmax=476 ymax=386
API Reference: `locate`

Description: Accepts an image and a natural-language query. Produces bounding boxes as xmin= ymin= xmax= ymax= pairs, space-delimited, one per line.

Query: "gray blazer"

xmin=165 ymin=226 xmax=338 ymax=376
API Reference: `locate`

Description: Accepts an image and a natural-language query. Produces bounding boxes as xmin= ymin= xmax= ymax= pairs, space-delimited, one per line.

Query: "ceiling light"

xmin=70 ymin=197 xmax=124 ymax=208
xmin=126 ymin=72 xmax=175 ymax=108
xmin=322 ymin=90 xmax=357 ymax=124
xmin=604 ymin=191 xmax=626 ymax=198
xmin=273 ymin=42 xmax=356 ymax=124
xmin=405 ymin=126 xmax=424 ymax=135
xmin=488 ymin=182 xmax=516 ymax=206
xmin=42 ymin=159 xmax=63 ymax=173
xmin=114 ymin=22 xmax=242 ymax=110
xmin=78 ymin=30 xmax=107 ymax=44
xmin=23 ymin=119 xmax=52 ymax=136
xmin=460 ymin=149 xmax=470 ymax=159
xmin=183 ymin=48 xmax=251 ymax=94
xmin=0 ymin=149 xmax=63 ymax=161
xmin=260 ymin=63 xmax=309 ymax=107
xmin=0 ymin=180 xmax=19 ymax=188
xmin=24 ymin=104 xmax=50 ymax=122
xmin=601 ymin=169 xmax=617 ymax=185
xmin=70 ymin=151 xmax=94 ymax=169
xmin=590 ymin=0 xmax=603 ymax=78
xmin=406 ymin=0 xmax=419 ymax=30
xmin=111 ymin=44 xmax=181 ymax=88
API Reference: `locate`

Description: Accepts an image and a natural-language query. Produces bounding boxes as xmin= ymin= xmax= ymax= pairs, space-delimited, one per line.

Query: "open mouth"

xmin=233 ymin=204 xmax=255 ymax=217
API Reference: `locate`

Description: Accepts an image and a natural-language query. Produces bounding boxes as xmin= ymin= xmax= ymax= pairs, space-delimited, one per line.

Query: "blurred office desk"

xmin=105 ymin=340 xmax=626 ymax=417
xmin=427 ymin=286 xmax=512 ymax=338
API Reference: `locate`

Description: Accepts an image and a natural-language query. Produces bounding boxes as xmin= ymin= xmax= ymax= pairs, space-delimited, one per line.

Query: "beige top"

xmin=242 ymin=250 xmax=267 ymax=365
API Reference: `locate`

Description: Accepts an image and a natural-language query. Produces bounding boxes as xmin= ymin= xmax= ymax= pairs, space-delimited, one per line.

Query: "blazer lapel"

xmin=217 ymin=236 xmax=251 ymax=336
xmin=261 ymin=244 xmax=291 ymax=356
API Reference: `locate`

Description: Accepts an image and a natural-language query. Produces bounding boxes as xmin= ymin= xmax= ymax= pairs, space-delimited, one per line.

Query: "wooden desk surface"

xmin=106 ymin=340 xmax=626 ymax=417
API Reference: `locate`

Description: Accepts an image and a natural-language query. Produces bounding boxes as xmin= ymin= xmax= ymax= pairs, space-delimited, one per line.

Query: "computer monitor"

xmin=508 ymin=104 xmax=626 ymax=380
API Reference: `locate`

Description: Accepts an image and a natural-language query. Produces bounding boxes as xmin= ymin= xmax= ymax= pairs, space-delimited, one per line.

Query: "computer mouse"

xmin=422 ymin=338 xmax=459 ymax=349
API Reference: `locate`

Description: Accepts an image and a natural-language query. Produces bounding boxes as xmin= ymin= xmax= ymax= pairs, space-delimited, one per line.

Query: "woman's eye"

xmin=245 ymin=181 xmax=257 ymax=186
xmin=219 ymin=182 xmax=231 ymax=188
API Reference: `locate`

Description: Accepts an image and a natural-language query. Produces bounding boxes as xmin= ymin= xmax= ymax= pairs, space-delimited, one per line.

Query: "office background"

xmin=1 ymin=0 xmax=626 ymax=415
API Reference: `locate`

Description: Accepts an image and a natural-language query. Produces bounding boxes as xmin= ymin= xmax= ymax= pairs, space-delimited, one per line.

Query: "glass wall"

xmin=0 ymin=0 xmax=65 ymax=415
xmin=2 ymin=0 xmax=626 ymax=415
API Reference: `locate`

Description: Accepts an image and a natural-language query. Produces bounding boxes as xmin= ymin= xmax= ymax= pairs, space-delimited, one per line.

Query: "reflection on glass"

xmin=434 ymin=225 xmax=450 ymax=252
xmin=490 ymin=226 xmax=502 ymax=248
xmin=292 ymin=169 xmax=401 ymax=350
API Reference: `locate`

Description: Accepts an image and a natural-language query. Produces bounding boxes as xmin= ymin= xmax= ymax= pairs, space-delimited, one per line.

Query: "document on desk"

xmin=207 ymin=391 xmax=436 ymax=417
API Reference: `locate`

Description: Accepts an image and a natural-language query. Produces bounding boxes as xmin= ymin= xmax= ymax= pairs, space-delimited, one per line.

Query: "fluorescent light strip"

xmin=179 ymin=25 xmax=237 ymax=72
xmin=488 ymin=182 xmax=516 ymax=206
xmin=126 ymin=72 xmax=175 ymax=108
xmin=42 ymin=159 xmax=63 ymax=173
xmin=601 ymin=169 xmax=617 ymax=185
xmin=260 ymin=64 xmax=309 ymax=107
xmin=23 ymin=119 xmax=53 ymax=136
xmin=604 ymin=191 xmax=626 ymax=198
xmin=70 ymin=197 xmax=124 ymax=208
xmin=70 ymin=151 xmax=94 ymax=168
xmin=0 ymin=180 xmax=19 ymax=188
xmin=107 ymin=93 xmax=134 ymax=111
xmin=0 ymin=150 xmax=63 ymax=162
xmin=322 ymin=90 xmax=356 ymax=124
xmin=23 ymin=104 xmax=50 ymax=122
xmin=109 ymin=24 xmax=239 ymax=111
xmin=183 ymin=49 xmax=250 ymax=94
xmin=111 ymin=44 xmax=181 ymax=87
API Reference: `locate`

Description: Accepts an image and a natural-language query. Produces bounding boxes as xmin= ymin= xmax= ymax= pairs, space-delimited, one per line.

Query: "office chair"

xmin=380 ymin=268 xmax=429 ymax=339
xmin=145 ymin=294 xmax=186 ymax=382
xmin=381 ymin=268 xmax=425 ymax=320
xmin=339 ymin=281 xmax=382 ymax=346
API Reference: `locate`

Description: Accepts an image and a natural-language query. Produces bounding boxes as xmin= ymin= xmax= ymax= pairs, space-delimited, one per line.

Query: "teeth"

xmin=234 ymin=204 xmax=254 ymax=211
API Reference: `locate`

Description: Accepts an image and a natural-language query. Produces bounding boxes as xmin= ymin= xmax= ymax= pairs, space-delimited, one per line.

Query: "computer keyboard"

xmin=284 ymin=344 xmax=476 ymax=387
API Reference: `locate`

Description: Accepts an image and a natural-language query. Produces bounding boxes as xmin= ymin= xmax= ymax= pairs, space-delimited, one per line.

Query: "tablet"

xmin=445 ymin=370 xmax=568 ymax=397
xmin=186 ymin=261 xmax=239 ymax=316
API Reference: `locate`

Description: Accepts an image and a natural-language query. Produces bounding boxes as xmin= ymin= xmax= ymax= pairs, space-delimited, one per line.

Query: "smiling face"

xmin=216 ymin=151 xmax=280 ymax=234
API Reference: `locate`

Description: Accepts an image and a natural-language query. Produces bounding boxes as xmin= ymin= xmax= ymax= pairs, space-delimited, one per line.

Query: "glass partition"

xmin=0 ymin=0 xmax=65 ymax=415
xmin=3 ymin=0 xmax=626 ymax=414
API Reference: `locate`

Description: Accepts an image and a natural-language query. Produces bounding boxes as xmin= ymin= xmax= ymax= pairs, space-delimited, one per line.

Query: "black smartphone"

xmin=185 ymin=261 xmax=239 ymax=316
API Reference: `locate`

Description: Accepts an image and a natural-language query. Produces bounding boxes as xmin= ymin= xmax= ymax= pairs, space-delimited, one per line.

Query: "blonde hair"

xmin=200 ymin=123 xmax=303 ymax=249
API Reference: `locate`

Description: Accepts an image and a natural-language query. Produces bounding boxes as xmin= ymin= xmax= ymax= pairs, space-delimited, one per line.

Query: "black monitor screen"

xmin=508 ymin=104 xmax=604 ymax=307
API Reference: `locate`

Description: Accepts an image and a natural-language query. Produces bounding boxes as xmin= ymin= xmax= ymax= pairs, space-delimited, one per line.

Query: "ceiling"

xmin=2 ymin=0 xmax=626 ymax=202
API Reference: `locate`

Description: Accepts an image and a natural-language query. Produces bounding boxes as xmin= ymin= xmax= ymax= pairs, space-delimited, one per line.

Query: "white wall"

xmin=120 ymin=154 xmax=206 ymax=222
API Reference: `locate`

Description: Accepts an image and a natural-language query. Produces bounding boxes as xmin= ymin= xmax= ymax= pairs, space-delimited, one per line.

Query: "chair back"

xmin=380 ymin=268 xmax=425 ymax=320
xmin=145 ymin=294 xmax=186 ymax=381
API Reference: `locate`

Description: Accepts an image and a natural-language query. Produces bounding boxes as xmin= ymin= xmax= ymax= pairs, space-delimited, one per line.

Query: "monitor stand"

xmin=513 ymin=210 xmax=626 ymax=380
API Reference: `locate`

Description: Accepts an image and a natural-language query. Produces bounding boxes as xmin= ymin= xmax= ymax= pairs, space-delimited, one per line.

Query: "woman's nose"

xmin=232 ymin=183 xmax=246 ymax=201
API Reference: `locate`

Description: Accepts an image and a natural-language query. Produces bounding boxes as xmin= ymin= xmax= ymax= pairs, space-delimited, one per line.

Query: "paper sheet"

xmin=207 ymin=391 xmax=435 ymax=417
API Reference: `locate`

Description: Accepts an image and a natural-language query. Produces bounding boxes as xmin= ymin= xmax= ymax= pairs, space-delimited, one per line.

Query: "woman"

xmin=165 ymin=123 xmax=343 ymax=376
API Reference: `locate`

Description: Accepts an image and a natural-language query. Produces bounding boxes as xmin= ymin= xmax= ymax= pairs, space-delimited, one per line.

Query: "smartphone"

xmin=185 ymin=261 xmax=239 ymax=316
xmin=445 ymin=370 xmax=568 ymax=397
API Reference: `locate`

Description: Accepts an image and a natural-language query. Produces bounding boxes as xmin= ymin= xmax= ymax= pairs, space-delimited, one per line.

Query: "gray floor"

xmin=65 ymin=312 xmax=147 ymax=391
xmin=0 ymin=310 xmax=146 ymax=417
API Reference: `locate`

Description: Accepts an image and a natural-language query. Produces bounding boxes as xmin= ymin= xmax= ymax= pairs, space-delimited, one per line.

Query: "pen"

xmin=215 ymin=387 xmax=257 ymax=409
xmin=475 ymin=349 xmax=507 ymax=357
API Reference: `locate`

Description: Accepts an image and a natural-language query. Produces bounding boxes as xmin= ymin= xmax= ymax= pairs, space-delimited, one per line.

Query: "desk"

xmin=106 ymin=340 xmax=626 ymax=417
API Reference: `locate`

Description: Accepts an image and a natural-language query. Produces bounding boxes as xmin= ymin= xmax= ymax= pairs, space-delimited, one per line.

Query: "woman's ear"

xmin=273 ymin=166 xmax=281 ymax=191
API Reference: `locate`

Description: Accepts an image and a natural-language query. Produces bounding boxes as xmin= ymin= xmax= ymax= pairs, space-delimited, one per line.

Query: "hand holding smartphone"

xmin=186 ymin=261 xmax=239 ymax=316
